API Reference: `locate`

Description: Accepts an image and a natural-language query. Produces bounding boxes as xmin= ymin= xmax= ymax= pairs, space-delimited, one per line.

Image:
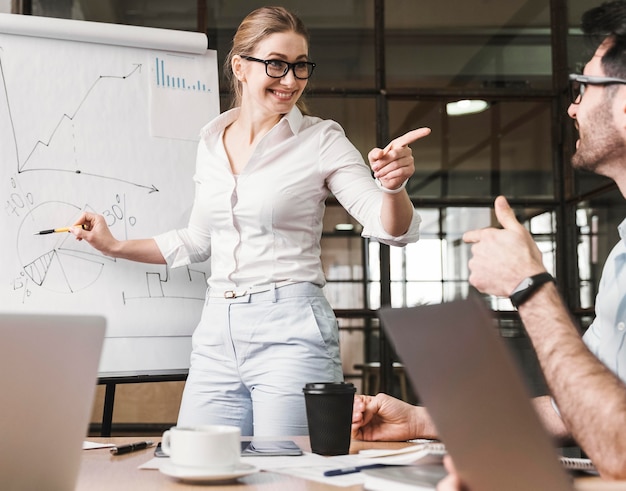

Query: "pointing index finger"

xmin=384 ymin=127 xmax=432 ymax=151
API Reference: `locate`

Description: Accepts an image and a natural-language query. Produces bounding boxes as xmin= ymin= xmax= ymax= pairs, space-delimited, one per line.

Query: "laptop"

xmin=0 ymin=313 xmax=106 ymax=491
xmin=375 ymin=295 xmax=573 ymax=491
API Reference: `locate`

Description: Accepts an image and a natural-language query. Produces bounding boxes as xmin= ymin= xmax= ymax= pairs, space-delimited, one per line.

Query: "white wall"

xmin=0 ymin=0 xmax=11 ymax=14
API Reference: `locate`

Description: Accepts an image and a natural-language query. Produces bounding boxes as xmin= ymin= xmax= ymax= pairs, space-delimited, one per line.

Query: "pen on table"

xmin=35 ymin=224 xmax=87 ymax=235
xmin=110 ymin=440 xmax=154 ymax=455
xmin=323 ymin=463 xmax=388 ymax=477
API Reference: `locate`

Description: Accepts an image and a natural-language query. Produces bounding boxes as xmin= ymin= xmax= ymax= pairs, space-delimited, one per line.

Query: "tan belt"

xmin=223 ymin=280 xmax=297 ymax=299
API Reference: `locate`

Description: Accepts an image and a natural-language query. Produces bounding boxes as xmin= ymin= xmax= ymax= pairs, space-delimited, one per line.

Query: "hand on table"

xmin=352 ymin=393 xmax=435 ymax=441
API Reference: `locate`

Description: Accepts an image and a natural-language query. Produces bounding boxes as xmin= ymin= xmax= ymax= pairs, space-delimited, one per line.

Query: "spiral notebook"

xmin=377 ymin=295 xmax=574 ymax=491
xmin=560 ymin=457 xmax=597 ymax=474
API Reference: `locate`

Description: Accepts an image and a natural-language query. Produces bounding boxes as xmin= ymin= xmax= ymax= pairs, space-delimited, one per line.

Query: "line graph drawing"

xmin=19 ymin=64 xmax=142 ymax=172
xmin=0 ymin=51 xmax=159 ymax=193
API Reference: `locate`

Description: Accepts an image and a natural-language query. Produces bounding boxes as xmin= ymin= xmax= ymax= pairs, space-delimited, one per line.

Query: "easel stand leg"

xmin=101 ymin=383 xmax=116 ymax=437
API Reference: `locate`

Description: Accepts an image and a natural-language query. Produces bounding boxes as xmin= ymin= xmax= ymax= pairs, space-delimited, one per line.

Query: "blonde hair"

xmin=224 ymin=6 xmax=311 ymax=114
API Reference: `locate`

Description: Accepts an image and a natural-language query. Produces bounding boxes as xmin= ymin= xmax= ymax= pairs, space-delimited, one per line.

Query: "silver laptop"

xmin=0 ymin=313 xmax=106 ymax=491
xmin=377 ymin=295 xmax=573 ymax=491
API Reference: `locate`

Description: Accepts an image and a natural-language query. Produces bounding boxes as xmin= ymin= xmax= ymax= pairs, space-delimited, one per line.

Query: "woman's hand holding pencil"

xmin=67 ymin=211 xmax=120 ymax=257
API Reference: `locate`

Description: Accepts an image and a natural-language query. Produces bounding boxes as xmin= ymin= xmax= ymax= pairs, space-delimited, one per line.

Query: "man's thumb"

xmin=494 ymin=196 xmax=521 ymax=230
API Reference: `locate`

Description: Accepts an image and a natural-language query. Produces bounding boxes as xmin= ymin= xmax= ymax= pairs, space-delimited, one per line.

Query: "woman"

xmin=72 ymin=6 xmax=428 ymax=436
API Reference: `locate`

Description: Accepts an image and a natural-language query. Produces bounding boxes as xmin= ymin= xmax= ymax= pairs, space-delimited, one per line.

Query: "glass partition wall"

xmin=23 ymin=0 xmax=618 ymax=402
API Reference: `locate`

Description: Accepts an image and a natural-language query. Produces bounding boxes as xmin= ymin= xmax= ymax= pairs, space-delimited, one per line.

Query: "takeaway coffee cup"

xmin=303 ymin=382 xmax=356 ymax=455
xmin=161 ymin=425 xmax=240 ymax=470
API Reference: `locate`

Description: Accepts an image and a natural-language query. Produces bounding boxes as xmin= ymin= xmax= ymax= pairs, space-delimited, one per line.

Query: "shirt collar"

xmin=200 ymin=107 xmax=240 ymax=138
xmin=281 ymin=106 xmax=304 ymax=135
xmin=619 ymin=217 xmax=626 ymax=246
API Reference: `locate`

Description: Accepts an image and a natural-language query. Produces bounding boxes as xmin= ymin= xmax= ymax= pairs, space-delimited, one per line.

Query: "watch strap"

xmin=509 ymin=272 xmax=555 ymax=309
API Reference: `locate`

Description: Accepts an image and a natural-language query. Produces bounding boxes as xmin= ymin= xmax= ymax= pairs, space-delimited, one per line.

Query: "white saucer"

xmin=160 ymin=462 xmax=258 ymax=483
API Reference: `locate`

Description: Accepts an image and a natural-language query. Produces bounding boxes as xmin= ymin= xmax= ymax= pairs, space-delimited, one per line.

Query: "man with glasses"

xmin=353 ymin=0 xmax=626 ymax=484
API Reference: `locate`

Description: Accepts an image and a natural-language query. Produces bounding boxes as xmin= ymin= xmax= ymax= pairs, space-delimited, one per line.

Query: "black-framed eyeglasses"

xmin=568 ymin=73 xmax=626 ymax=104
xmin=241 ymin=55 xmax=316 ymax=80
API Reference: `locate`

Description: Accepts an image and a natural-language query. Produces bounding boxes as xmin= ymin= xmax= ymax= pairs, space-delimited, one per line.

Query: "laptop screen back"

xmin=379 ymin=296 xmax=572 ymax=491
xmin=0 ymin=313 xmax=105 ymax=491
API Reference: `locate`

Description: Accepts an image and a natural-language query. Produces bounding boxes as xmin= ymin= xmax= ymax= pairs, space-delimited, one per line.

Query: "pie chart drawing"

xmin=17 ymin=201 xmax=106 ymax=293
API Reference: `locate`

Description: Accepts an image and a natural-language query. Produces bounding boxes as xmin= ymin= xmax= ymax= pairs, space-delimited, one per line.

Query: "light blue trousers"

xmin=176 ymin=282 xmax=344 ymax=436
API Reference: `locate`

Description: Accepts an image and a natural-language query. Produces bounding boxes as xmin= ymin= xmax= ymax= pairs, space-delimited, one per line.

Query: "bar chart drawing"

xmin=155 ymin=56 xmax=210 ymax=92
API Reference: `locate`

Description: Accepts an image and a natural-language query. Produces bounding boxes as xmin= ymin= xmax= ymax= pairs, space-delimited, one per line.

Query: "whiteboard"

xmin=0 ymin=14 xmax=219 ymax=373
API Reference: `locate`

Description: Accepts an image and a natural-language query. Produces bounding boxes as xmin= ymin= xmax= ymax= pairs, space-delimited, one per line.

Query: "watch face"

xmin=510 ymin=273 xmax=555 ymax=309
xmin=514 ymin=277 xmax=532 ymax=294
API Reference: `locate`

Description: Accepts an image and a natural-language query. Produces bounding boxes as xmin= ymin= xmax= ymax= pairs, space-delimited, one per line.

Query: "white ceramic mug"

xmin=161 ymin=425 xmax=241 ymax=470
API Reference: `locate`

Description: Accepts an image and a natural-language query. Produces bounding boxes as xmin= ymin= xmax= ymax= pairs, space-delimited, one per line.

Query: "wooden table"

xmin=77 ymin=436 xmax=402 ymax=491
xmin=77 ymin=437 xmax=626 ymax=490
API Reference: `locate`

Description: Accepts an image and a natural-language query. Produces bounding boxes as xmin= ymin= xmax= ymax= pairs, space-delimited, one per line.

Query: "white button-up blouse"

xmin=154 ymin=106 xmax=421 ymax=291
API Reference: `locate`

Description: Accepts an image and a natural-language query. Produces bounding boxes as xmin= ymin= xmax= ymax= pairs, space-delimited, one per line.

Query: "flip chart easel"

xmin=0 ymin=14 xmax=219 ymax=373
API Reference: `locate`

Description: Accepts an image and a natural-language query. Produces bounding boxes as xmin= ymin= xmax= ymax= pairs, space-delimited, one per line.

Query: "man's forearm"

xmin=519 ymin=283 xmax=626 ymax=479
xmin=531 ymin=395 xmax=569 ymax=441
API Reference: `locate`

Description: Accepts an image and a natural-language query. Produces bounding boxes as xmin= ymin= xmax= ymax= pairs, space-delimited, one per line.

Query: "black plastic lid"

xmin=303 ymin=382 xmax=356 ymax=393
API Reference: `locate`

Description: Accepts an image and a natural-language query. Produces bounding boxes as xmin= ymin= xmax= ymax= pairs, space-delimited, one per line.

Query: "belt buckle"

xmin=224 ymin=290 xmax=237 ymax=299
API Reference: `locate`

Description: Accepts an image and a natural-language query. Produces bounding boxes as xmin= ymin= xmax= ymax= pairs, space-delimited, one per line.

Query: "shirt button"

xmin=618 ymin=322 xmax=626 ymax=332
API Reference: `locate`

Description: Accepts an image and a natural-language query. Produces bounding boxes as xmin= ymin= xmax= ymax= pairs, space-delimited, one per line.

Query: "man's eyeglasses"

xmin=241 ymin=56 xmax=316 ymax=80
xmin=568 ymin=73 xmax=626 ymax=104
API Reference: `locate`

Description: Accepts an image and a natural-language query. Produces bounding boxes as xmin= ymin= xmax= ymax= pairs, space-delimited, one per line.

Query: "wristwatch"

xmin=509 ymin=272 xmax=555 ymax=309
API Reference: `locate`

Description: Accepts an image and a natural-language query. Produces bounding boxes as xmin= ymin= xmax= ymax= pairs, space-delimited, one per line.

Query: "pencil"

xmin=35 ymin=224 xmax=87 ymax=235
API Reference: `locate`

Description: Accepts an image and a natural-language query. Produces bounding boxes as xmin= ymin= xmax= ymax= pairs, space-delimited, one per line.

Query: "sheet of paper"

xmin=139 ymin=452 xmax=369 ymax=487
xmin=149 ymin=50 xmax=219 ymax=141
xmin=139 ymin=457 xmax=163 ymax=470
xmin=83 ymin=441 xmax=116 ymax=450
xmin=267 ymin=454 xmax=368 ymax=487
xmin=357 ymin=442 xmax=446 ymax=465
xmin=140 ymin=452 xmax=349 ymax=470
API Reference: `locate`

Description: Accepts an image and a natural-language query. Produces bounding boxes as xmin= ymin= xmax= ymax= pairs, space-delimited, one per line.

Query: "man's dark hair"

xmin=582 ymin=0 xmax=626 ymax=78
